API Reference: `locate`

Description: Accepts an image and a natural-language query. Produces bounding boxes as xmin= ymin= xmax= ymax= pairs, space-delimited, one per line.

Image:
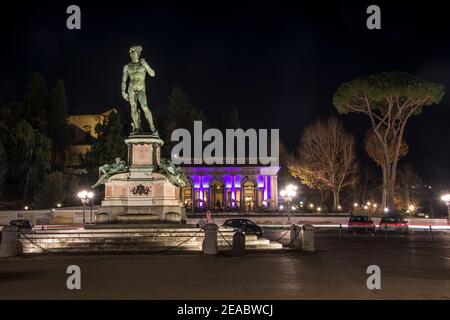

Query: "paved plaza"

xmin=0 ymin=231 xmax=449 ymax=299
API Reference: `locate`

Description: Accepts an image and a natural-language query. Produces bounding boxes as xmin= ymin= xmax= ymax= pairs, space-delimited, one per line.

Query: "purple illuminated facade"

xmin=180 ymin=166 xmax=280 ymax=211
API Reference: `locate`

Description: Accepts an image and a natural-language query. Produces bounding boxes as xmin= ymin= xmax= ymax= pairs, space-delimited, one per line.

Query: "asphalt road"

xmin=0 ymin=231 xmax=449 ymax=299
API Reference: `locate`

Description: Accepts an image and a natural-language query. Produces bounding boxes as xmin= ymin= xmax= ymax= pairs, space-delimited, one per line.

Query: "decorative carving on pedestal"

xmin=130 ymin=184 xmax=152 ymax=196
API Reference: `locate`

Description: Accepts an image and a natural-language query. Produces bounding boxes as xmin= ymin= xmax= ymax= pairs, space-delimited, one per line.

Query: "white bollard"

xmin=0 ymin=226 xmax=19 ymax=258
xmin=202 ymin=224 xmax=218 ymax=255
xmin=302 ymin=224 xmax=315 ymax=252
xmin=290 ymin=225 xmax=302 ymax=249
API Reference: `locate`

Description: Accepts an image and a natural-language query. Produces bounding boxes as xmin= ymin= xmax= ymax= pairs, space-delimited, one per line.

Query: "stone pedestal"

xmin=302 ymin=224 xmax=315 ymax=252
xmin=290 ymin=224 xmax=302 ymax=250
xmin=99 ymin=134 xmax=185 ymax=223
xmin=232 ymin=232 xmax=245 ymax=257
xmin=0 ymin=226 xmax=19 ymax=258
xmin=202 ymin=224 xmax=218 ymax=255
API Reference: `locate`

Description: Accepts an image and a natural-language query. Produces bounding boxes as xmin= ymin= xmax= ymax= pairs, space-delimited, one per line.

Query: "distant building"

xmin=65 ymin=108 xmax=117 ymax=171
xmin=180 ymin=164 xmax=280 ymax=212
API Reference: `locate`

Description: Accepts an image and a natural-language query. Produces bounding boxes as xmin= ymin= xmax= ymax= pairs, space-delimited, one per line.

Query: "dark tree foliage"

xmin=163 ymin=87 xmax=208 ymax=157
xmin=32 ymin=171 xmax=81 ymax=209
xmin=397 ymin=163 xmax=422 ymax=210
xmin=48 ymin=79 xmax=69 ymax=168
xmin=216 ymin=107 xmax=227 ymax=132
xmin=277 ymin=142 xmax=296 ymax=187
xmin=23 ymin=72 xmax=49 ymax=131
xmin=32 ymin=171 xmax=65 ymax=209
xmin=0 ymin=142 xmax=6 ymax=199
xmin=227 ymin=106 xmax=240 ymax=129
xmin=0 ymin=102 xmax=25 ymax=127
xmin=83 ymin=111 xmax=127 ymax=184
xmin=8 ymin=120 xmax=52 ymax=203
xmin=0 ymin=74 xmax=81 ymax=207
xmin=165 ymin=87 xmax=208 ymax=134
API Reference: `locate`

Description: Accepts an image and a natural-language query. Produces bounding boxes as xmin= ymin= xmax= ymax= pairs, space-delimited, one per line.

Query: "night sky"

xmin=1 ymin=0 xmax=450 ymax=187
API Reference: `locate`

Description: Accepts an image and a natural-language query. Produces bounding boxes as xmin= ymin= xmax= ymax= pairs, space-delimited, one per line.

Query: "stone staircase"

xmin=19 ymin=226 xmax=283 ymax=254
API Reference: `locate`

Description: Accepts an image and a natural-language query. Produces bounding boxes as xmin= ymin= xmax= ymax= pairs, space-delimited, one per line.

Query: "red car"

xmin=348 ymin=216 xmax=375 ymax=233
xmin=379 ymin=215 xmax=408 ymax=233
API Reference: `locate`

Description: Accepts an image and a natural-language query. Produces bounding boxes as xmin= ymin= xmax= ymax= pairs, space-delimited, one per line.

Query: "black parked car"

xmin=222 ymin=219 xmax=263 ymax=236
xmin=9 ymin=219 xmax=33 ymax=233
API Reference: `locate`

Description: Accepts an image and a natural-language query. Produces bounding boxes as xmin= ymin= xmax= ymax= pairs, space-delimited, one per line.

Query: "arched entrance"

xmin=242 ymin=180 xmax=256 ymax=212
xmin=210 ymin=180 xmax=224 ymax=209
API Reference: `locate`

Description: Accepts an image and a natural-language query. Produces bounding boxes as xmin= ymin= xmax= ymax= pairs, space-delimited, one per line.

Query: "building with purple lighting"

xmin=180 ymin=165 xmax=280 ymax=212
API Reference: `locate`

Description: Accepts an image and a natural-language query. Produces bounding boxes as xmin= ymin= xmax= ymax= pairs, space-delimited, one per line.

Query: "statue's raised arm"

xmin=140 ymin=58 xmax=155 ymax=77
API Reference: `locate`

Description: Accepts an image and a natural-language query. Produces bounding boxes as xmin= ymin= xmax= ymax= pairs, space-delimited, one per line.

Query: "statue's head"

xmin=129 ymin=45 xmax=143 ymax=63
xmin=115 ymin=157 xmax=121 ymax=163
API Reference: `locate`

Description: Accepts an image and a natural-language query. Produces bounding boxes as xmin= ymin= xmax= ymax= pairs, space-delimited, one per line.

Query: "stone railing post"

xmin=302 ymin=224 xmax=315 ymax=252
xmin=290 ymin=224 xmax=302 ymax=249
xmin=232 ymin=231 xmax=245 ymax=257
xmin=0 ymin=226 xmax=20 ymax=258
xmin=202 ymin=224 xmax=218 ymax=255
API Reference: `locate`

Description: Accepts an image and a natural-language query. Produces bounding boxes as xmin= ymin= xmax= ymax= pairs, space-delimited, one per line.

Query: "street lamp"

xmin=280 ymin=184 xmax=297 ymax=222
xmin=353 ymin=202 xmax=358 ymax=214
xmin=441 ymin=194 xmax=450 ymax=220
xmin=77 ymin=190 xmax=94 ymax=224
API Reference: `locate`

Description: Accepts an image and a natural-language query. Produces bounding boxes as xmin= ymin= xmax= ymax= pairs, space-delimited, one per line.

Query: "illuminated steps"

xmin=19 ymin=227 xmax=283 ymax=254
